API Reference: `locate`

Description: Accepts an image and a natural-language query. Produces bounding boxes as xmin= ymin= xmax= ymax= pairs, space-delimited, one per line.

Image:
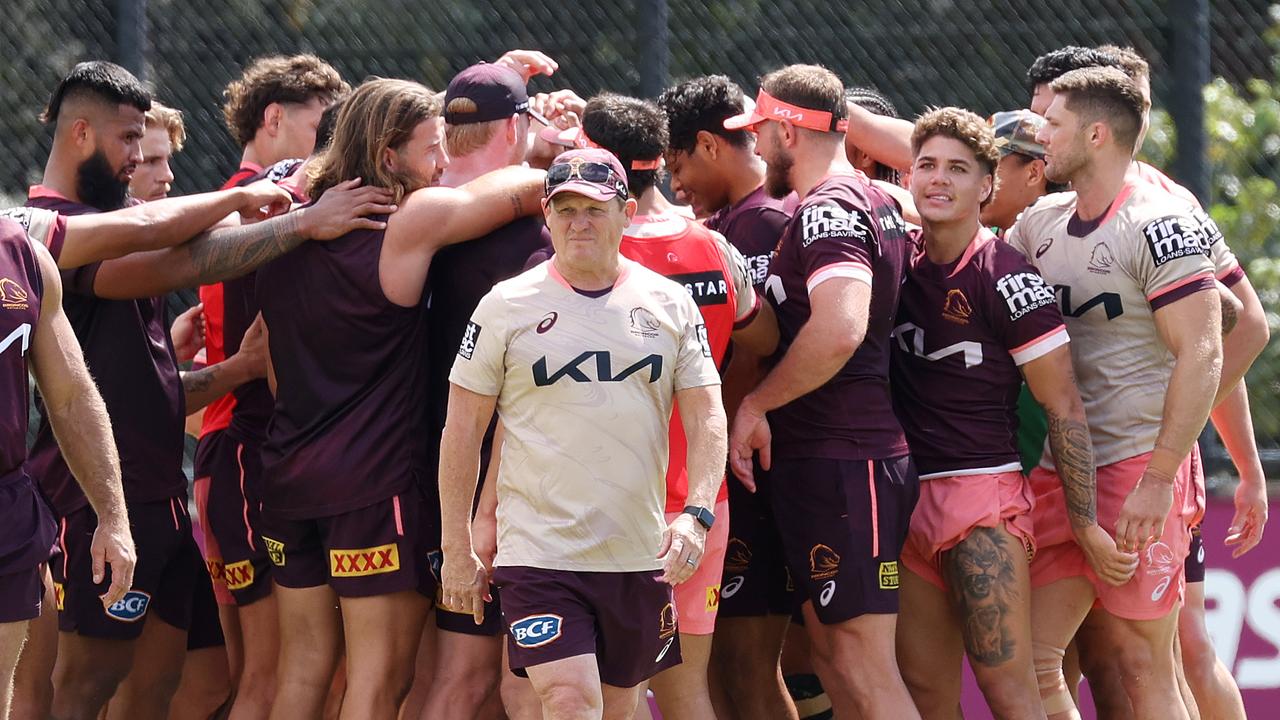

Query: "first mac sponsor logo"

xmin=510 ymin=613 xmax=563 ymax=648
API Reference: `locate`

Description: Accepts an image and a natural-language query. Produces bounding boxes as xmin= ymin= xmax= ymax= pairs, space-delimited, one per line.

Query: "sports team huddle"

xmin=0 ymin=40 xmax=1270 ymax=720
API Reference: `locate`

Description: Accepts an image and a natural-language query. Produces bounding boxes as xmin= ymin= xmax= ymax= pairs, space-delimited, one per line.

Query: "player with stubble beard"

xmin=1028 ymin=48 xmax=1269 ymax=720
xmin=724 ymin=64 xmax=919 ymax=720
xmin=24 ymin=60 xmax=393 ymax=720
xmin=1005 ymin=67 xmax=1222 ymax=720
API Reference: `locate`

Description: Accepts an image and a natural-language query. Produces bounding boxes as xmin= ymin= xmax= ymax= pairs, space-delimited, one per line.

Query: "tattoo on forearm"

xmin=182 ymin=366 xmax=217 ymax=395
xmin=1220 ymin=295 xmax=1239 ymax=336
xmin=507 ymin=192 xmax=523 ymax=220
xmin=944 ymin=527 xmax=1019 ymax=666
xmin=188 ymin=211 xmax=303 ymax=284
xmin=1047 ymin=410 xmax=1097 ymax=528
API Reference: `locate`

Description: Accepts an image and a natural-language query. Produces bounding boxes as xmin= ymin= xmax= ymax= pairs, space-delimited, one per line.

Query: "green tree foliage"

xmin=1144 ymin=70 xmax=1280 ymax=440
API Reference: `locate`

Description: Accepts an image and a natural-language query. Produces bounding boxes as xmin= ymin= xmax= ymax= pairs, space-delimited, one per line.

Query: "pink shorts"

xmin=194 ymin=476 xmax=234 ymax=606
xmin=664 ymin=499 xmax=730 ymax=635
xmin=1029 ymin=451 xmax=1200 ymax=620
xmin=900 ymin=470 xmax=1035 ymax=590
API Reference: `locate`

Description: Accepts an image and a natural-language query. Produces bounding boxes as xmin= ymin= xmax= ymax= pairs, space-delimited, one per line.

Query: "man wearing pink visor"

xmin=725 ymin=64 xmax=920 ymax=720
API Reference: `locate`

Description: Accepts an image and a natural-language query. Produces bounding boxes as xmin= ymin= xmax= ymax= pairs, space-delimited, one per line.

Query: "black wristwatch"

xmin=682 ymin=505 xmax=715 ymax=531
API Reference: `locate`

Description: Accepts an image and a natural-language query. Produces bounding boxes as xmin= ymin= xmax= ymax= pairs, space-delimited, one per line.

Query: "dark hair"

xmin=1094 ymin=45 xmax=1151 ymax=82
xmin=581 ymin=93 xmax=668 ymax=198
xmin=222 ymin=54 xmax=349 ymax=147
xmin=42 ymin=61 xmax=151 ymax=124
xmin=1026 ymin=46 xmax=1122 ymax=90
xmin=760 ymin=64 xmax=846 ymax=134
xmin=1050 ymin=67 xmax=1145 ymax=153
xmin=657 ymin=75 xmax=751 ymax=153
xmin=844 ymin=86 xmax=901 ymax=185
xmin=314 ymin=98 xmax=343 ymax=151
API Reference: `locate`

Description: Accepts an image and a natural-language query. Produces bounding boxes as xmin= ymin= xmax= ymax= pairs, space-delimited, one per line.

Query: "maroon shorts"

xmin=769 ymin=455 xmax=918 ymax=624
xmin=195 ymin=431 xmax=272 ymax=605
xmin=54 ymin=496 xmax=198 ymax=639
xmin=0 ymin=568 xmax=45 ymax=624
xmin=494 ymin=566 xmax=681 ymax=688
xmin=261 ymin=491 xmax=434 ymax=598
xmin=719 ymin=462 xmax=797 ymax=618
xmin=428 ymin=549 xmax=504 ymax=636
xmin=0 ymin=476 xmax=58 ymax=623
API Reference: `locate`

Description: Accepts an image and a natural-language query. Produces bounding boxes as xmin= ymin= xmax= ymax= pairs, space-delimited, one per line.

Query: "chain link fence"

xmin=5 ymin=1 xmax=1278 ymax=480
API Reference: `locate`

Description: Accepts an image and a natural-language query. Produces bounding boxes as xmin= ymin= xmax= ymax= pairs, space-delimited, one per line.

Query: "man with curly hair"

xmin=196 ymin=54 xmax=349 ymax=718
xmin=658 ymin=74 xmax=800 ymax=719
xmin=892 ymin=107 xmax=1126 ymax=720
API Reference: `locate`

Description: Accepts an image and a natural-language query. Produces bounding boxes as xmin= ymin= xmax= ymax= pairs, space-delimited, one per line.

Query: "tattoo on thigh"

xmin=944 ymin=527 xmax=1019 ymax=667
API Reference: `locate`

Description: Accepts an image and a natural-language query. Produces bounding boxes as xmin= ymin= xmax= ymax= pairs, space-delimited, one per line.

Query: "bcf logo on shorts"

xmin=510 ymin=614 xmax=563 ymax=648
xmin=105 ymin=590 xmax=152 ymax=623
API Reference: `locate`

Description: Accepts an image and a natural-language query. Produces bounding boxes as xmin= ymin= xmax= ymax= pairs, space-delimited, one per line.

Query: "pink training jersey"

xmin=764 ymin=173 xmax=910 ymax=461
xmin=891 ymin=228 xmax=1068 ymax=478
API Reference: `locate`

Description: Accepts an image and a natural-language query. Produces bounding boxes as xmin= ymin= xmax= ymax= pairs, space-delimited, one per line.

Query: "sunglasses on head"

xmin=545 ymin=161 xmax=628 ymax=199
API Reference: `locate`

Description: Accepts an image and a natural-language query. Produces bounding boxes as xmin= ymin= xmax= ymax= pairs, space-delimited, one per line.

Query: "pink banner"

xmin=958 ymin=495 xmax=1278 ymax=719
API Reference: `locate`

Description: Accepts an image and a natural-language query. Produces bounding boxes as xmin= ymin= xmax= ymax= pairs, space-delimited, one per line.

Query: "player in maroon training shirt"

xmin=256 ymin=77 xmax=547 ymax=720
xmin=0 ymin=215 xmax=134 ymax=720
xmin=891 ymin=107 xmax=1135 ymax=719
xmin=724 ymin=64 xmax=917 ymax=720
xmin=26 ymin=60 xmax=392 ymax=719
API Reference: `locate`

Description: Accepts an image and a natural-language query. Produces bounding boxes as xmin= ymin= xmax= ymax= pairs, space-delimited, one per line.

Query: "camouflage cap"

xmin=989 ymin=110 xmax=1046 ymax=160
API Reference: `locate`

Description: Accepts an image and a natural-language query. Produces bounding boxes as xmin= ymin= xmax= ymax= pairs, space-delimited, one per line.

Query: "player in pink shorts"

xmin=891 ymin=108 xmax=1130 ymax=719
xmin=1028 ymin=450 xmax=1198 ymax=620
xmin=1005 ymin=67 xmax=1223 ymax=719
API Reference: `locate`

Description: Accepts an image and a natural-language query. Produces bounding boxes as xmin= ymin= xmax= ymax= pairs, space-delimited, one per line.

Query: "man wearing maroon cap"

xmin=439 ymin=147 xmax=727 ymax=720
xmin=418 ymin=60 xmax=552 ymax=720
xmin=725 ymin=64 xmax=920 ymax=720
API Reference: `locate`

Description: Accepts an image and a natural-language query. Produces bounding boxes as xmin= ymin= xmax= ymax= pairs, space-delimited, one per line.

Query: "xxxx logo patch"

xmin=329 ymin=543 xmax=400 ymax=577
xmin=225 ymin=560 xmax=255 ymax=590
xmin=53 ymin=581 xmax=65 ymax=611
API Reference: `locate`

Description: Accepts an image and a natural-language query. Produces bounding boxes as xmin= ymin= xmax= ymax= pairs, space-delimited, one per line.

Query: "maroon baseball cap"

xmin=545 ymin=148 xmax=629 ymax=202
xmin=444 ymin=63 xmax=549 ymax=126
